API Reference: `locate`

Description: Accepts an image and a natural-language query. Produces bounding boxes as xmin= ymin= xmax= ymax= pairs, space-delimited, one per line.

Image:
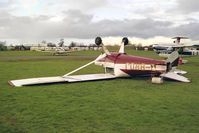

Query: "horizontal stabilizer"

xmin=172 ymin=37 xmax=188 ymax=39
xmin=9 ymin=74 xmax=116 ymax=87
xmin=161 ymin=72 xmax=190 ymax=83
xmin=172 ymin=69 xmax=187 ymax=75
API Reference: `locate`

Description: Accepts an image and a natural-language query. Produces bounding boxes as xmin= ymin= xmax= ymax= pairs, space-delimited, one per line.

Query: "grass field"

xmin=0 ymin=49 xmax=199 ymax=133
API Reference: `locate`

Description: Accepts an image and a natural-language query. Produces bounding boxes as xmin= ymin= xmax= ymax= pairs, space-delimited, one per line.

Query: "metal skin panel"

xmin=9 ymin=74 xmax=116 ymax=87
xmin=97 ymin=53 xmax=165 ymax=64
xmin=9 ymin=76 xmax=67 ymax=87
xmin=96 ymin=53 xmax=167 ymax=77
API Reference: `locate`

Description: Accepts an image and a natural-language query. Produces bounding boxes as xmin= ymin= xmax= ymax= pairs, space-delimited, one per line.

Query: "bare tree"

xmin=58 ymin=38 xmax=64 ymax=47
xmin=69 ymin=41 xmax=77 ymax=48
xmin=41 ymin=40 xmax=47 ymax=44
xmin=47 ymin=42 xmax=56 ymax=47
xmin=0 ymin=41 xmax=7 ymax=51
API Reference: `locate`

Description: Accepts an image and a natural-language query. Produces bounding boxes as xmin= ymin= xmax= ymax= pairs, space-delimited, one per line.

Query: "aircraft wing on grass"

xmin=9 ymin=74 xmax=116 ymax=87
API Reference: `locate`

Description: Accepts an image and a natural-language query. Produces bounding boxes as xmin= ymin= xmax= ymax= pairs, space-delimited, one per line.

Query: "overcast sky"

xmin=0 ymin=0 xmax=199 ymax=45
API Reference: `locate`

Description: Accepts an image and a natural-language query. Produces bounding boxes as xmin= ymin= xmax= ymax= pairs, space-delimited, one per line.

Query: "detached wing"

xmin=9 ymin=74 xmax=116 ymax=87
xmin=161 ymin=72 xmax=190 ymax=83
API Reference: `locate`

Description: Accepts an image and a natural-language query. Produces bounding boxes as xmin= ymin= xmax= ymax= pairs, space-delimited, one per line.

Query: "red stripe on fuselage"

xmin=98 ymin=53 xmax=165 ymax=65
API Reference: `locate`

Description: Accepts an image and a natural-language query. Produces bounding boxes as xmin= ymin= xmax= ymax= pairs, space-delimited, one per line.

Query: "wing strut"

xmin=63 ymin=53 xmax=106 ymax=77
xmin=63 ymin=60 xmax=95 ymax=77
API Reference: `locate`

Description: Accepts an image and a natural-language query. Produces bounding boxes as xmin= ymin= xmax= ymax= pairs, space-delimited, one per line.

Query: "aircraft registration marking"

xmin=125 ymin=63 xmax=156 ymax=71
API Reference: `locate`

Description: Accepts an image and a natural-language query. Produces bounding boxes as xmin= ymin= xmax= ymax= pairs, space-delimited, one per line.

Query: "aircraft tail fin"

xmin=162 ymin=51 xmax=190 ymax=82
xmin=166 ymin=51 xmax=179 ymax=67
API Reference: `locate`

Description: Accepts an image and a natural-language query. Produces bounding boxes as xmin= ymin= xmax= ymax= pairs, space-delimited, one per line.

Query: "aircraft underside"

xmin=121 ymin=69 xmax=161 ymax=77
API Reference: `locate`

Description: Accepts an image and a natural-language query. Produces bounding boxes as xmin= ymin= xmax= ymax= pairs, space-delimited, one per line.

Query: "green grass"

xmin=0 ymin=51 xmax=50 ymax=56
xmin=0 ymin=50 xmax=199 ymax=133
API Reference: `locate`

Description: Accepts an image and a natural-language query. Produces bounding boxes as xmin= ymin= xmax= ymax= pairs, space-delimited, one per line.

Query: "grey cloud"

xmin=70 ymin=0 xmax=107 ymax=9
xmin=174 ymin=22 xmax=199 ymax=39
xmin=45 ymin=0 xmax=107 ymax=12
xmin=63 ymin=10 xmax=92 ymax=24
xmin=0 ymin=0 xmax=18 ymax=12
xmin=0 ymin=11 xmax=51 ymax=38
xmin=175 ymin=0 xmax=199 ymax=13
xmin=0 ymin=0 xmax=13 ymax=8
xmin=0 ymin=10 xmax=199 ymax=40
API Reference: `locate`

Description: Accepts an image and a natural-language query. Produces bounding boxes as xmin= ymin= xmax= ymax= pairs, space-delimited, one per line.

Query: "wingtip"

xmin=8 ymin=80 xmax=22 ymax=87
xmin=184 ymin=79 xmax=191 ymax=83
xmin=8 ymin=80 xmax=15 ymax=87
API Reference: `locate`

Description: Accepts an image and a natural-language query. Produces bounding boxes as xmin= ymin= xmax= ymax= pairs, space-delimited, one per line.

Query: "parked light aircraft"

xmin=153 ymin=37 xmax=199 ymax=58
xmin=41 ymin=43 xmax=71 ymax=56
xmin=9 ymin=37 xmax=190 ymax=87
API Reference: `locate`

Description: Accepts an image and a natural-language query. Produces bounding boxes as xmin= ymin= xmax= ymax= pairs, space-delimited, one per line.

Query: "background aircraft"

xmin=9 ymin=37 xmax=190 ymax=87
xmin=40 ymin=39 xmax=73 ymax=56
xmin=153 ymin=37 xmax=199 ymax=58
